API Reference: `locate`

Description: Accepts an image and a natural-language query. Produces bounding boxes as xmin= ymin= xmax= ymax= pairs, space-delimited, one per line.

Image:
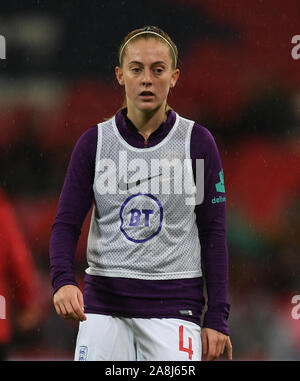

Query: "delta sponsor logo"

xmin=212 ymin=169 xmax=226 ymax=204
xmin=212 ymin=195 xmax=226 ymax=204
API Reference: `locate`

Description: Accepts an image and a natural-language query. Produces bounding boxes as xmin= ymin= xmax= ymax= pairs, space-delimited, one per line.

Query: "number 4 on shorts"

xmin=179 ymin=325 xmax=194 ymax=360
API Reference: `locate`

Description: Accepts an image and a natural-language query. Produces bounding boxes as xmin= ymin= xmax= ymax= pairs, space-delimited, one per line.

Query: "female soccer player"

xmin=50 ymin=26 xmax=232 ymax=361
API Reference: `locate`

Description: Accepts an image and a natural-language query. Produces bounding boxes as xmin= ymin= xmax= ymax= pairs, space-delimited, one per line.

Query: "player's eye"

xmin=131 ymin=67 xmax=141 ymax=73
xmin=154 ymin=68 xmax=164 ymax=74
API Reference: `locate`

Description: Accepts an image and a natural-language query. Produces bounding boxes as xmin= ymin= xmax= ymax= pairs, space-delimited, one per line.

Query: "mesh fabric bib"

xmin=86 ymin=113 xmax=202 ymax=280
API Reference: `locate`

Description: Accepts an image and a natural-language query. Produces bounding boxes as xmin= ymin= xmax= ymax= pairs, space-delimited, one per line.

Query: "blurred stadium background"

xmin=0 ymin=0 xmax=299 ymax=360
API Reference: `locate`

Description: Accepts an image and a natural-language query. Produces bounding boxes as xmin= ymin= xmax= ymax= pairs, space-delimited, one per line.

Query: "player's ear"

xmin=170 ymin=68 xmax=180 ymax=89
xmin=115 ymin=66 xmax=125 ymax=86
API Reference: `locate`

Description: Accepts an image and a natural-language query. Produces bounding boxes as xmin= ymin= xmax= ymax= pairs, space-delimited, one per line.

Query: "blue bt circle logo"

xmin=119 ymin=193 xmax=163 ymax=243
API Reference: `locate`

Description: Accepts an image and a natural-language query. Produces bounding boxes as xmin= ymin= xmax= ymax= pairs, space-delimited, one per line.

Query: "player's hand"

xmin=53 ymin=285 xmax=87 ymax=322
xmin=201 ymin=327 xmax=232 ymax=361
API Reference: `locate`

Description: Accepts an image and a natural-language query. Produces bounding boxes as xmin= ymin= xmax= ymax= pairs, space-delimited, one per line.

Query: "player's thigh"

xmin=74 ymin=313 xmax=135 ymax=361
xmin=133 ymin=318 xmax=201 ymax=361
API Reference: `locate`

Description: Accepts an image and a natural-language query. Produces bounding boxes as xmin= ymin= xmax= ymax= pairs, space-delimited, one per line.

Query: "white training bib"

xmin=85 ymin=113 xmax=202 ymax=280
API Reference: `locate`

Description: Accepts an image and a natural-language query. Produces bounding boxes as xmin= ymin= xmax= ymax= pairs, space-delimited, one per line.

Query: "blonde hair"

xmin=119 ymin=26 xmax=178 ymax=69
xmin=116 ymin=26 xmax=178 ymax=113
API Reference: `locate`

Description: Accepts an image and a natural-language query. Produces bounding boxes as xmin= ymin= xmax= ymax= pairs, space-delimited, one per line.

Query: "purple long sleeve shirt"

xmin=49 ymin=108 xmax=231 ymax=335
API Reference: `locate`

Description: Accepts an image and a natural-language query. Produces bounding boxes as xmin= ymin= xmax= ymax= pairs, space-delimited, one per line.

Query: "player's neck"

xmin=126 ymin=104 xmax=167 ymax=141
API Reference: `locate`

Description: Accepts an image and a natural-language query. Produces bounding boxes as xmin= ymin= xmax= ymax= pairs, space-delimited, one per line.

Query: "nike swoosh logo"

xmin=118 ymin=173 xmax=162 ymax=191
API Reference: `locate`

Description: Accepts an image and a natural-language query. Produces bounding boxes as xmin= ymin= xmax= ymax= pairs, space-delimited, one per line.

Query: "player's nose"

xmin=141 ymin=67 xmax=152 ymax=85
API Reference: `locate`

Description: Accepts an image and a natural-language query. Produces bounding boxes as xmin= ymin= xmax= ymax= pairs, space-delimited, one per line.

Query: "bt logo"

xmin=120 ymin=193 xmax=163 ymax=243
xmin=129 ymin=209 xmax=154 ymax=227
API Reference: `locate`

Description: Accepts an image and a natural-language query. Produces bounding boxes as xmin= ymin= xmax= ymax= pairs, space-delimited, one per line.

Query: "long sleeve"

xmin=49 ymin=125 xmax=97 ymax=294
xmin=191 ymin=123 xmax=231 ymax=336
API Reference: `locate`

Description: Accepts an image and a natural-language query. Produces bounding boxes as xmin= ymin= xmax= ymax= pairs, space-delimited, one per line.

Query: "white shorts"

xmin=74 ymin=313 xmax=202 ymax=361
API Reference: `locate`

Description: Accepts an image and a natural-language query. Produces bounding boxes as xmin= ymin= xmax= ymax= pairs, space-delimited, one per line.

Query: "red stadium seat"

xmin=222 ymin=137 xmax=300 ymax=234
xmin=39 ymin=80 xmax=123 ymax=154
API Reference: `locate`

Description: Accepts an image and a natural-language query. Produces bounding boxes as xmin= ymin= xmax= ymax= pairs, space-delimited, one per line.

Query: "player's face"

xmin=115 ymin=38 xmax=180 ymax=115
